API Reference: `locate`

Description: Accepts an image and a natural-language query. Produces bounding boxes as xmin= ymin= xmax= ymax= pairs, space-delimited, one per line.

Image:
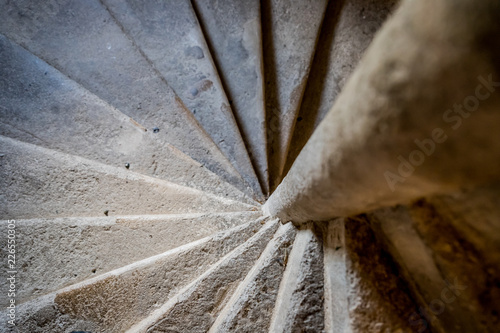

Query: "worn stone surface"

xmin=0 ymin=0 xmax=252 ymax=197
xmin=0 ymin=136 xmax=254 ymax=219
xmin=0 ymin=33 xmax=255 ymax=205
xmin=209 ymin=223 xmax=296 ymax=333
xmin=266 ymin=0 xmax=500 ymax=223
xmin=0 ymin=211 xmax=260 ymax=305
xmin=365 ymin=184 xmax=500 ymax=332
xmin=0 ymin=218 xmax=270 ymax=332
xmin=284 ymin=0 xmax=398 ymax=176
xmin=269 ymin=225 xmax=324 ymax=333
xmin=262 ymin=0 xmax=328 ymax=191
xmin=192 ymin=0 xmax=269 ymax=195
xmin=101 ymin=0 xmax=263 ymax=200
xmin=344 ymin=216 xmax=420 ymax=333
xmin=129 ymin=219 xmax=280 ymax=333
xmin=321 ymin=219 xmax=350 ymax=333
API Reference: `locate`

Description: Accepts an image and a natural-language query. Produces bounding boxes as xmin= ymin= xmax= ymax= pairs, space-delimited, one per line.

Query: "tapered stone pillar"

xmin=264 ymin=0 xmax=500 ymax=224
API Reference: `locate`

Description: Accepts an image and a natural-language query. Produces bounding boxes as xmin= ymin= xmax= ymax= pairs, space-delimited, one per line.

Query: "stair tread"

xmin=0 ymin=135 xmax=256 ymax=220
xmin=0 ymin=0 xmax=253 ymax=197
xmin=192 ymin=0 xmax=269 ymax=195
xmin=284 ymin=0 xmax=397 ymax=176
xmin=262 ymin=0 xmax=329 ymax=190
xmin=208 ymin=222 xmax=296 ymax=333
xmin=101 ymin=0 xmax=264 ymax=200
xmin=0 ymin=217 xmax=270 ymax=332
xmin=0 ymin=211 xmax=261 ymax=305
xmin=269 ymin=226 xmax=325 ymax=333
xmin=127 ymin=218 xmax=279 ymax=333
xmin=0 ymin=34 xmax=257 ymax=204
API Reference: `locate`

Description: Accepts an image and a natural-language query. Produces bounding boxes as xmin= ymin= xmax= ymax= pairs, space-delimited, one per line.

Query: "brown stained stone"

xmin=344 ymin=216 xmax=421 ymax=333
xmin=408 ymin=197 xmax=500 ymax=332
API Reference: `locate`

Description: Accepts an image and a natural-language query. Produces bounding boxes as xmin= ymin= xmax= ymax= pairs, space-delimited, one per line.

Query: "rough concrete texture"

xmin=192 ymin=0 xmax=269 ymax=195
xmin=0 ymin=0 xmax=253 ymax=197
xmin=129 ymin=219 xmax=280 ymax=333
xmin=0 ymin=211 xmax=260 ymax=305
xmin=365 ymin=183 xmax=500 ymax=332
xmin=208 ymin=223 xmax=296 ymax=333
xmin=284 ymin=0 xmax=398 ymax=176
xmin=0 ymin=34 xmax=256 ymax=204
xmin=321 ymin=219 xmax=350 ymax=333
xmin=269 ymin=225 xmax=324 ymax=333
xmin=262 ymin=0 xmax=329 ymax=191
xmin=101 ymin=0 xmax=263 ymax=200
xmin=265 ymin=0 xmax=500 ymax=223
xmin=344 ymin=216 xmax=419 ymax=333
xmin=0 ymin=136 xmax=255 ymax=219
xmin=0 ymin=218 xmax=270 ymax=332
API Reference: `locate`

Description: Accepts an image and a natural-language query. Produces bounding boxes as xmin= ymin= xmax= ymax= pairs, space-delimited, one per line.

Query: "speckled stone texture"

xmin=0 ymin=136 xmax=254 ymax=220
xmin=344 ymin=216 xmax=420 ymax=333
xmin=209 ymin=223 xmax=296 ymax=332
xmin=0 ymin=219 xmax=270 ymax=332
xmin=261 ymin=0 xmax=328 ymax=191
xmin=284 ymin=0 xmax=397 ymax=176
xmin=100 ymin=0 xmax=263 ymax=201
xmin=266 ymin=0 xmax=500 ymax=223
xmin=135 ymin=220 xmax=280 ymax=333
xmin=192 ymin=0 xmax=269 ymax=195
xmin=0 ymin=0 xmax=251 ymax=196
xmin=0 ymin=211 xmax=260 ymax=305
xmin=278 ymin=226 xmax=325 ymax=333
xmin=0 ymin=32 xmax=255 ymax=205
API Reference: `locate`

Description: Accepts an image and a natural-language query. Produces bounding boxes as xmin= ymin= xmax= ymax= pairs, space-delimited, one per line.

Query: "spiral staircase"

xmin=1 ymin=0 xmax=500 ymax=332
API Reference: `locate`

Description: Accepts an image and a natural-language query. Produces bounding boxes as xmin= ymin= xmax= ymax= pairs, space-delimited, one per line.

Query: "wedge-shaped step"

xmin=0 ymin=34 xmax=256 ymax=204
xmin=101 ymin=0 xmax=263 ymax=200
xmin=367 ymin=184 xmax=500 ymax=333
xmin=0 ymin=136 xmax=255 ymax=220
xmin=208 ymin=223 xmax=296 ymax=333
xmin=127 ymin=218 xmax=280 ymax=332
xmin=284 ymin=0 xmax=397 ymax=176
xmin=343 ymin=215 xmax=417 ymax=333
xmin=0 ymin=218 xmax=271 ymax=332
xmin=0 ymin=211 xmax=260 ymax=305
xmin=192 ymin=0 xmax=269 ymax=195
xmin=321 ymin=220 xmax=350 ymax=333
xmin=262 ymin=0 xmax=329 ymax=190
xmin=269 ymin=225 xmax=324 ymax=333
xmin=0 ymin=1 xmax=251 ymax=196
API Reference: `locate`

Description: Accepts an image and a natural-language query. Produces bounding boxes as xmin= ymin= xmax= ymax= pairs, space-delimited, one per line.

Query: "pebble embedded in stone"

xmin=184 ymin=46 xmax=204 ymax=59
xmin=190 ymin=87 xmax=199 ymax=97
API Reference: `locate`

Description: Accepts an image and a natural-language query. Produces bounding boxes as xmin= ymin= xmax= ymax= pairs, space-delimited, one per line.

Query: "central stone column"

xmin=264 ymin=0 xmax=500 ymax=225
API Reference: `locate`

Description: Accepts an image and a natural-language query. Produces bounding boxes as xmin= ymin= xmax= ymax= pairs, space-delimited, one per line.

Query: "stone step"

xmin=262 ymin=0 xmax=329 ymax=191
xmin=283 ymin=0 xmax=398 ymax=177
xmin=0 ymin=211 xmax=261 ymax=306
xmin=0 ymin=217 xmax=272 ymax=332
xmin=192 ymin=0 xmax=269 ymax=195
xmin=343 ymin=215 xmax=417 ymax=333
xmin=269 ymin=225 xmax=324 ymax=333
xmin=126 ymin=218 xmax=280 ymax=332
xmin=100 ymin=0 xmax=264 ymax=201
xmin=208 ymin=223 xmax=296 ymax=333
xmin=321 ymin=220 xmax=351 ymax=333
xmin=0 ymin=0 xmax=252 ymax=197
xmin=367 ymin=183 xmax=500 ymax=333
xmin=0 ymin=33 xmax=257 ymax=205
xmin=0 ymin=135 xmax=256 ymax=220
